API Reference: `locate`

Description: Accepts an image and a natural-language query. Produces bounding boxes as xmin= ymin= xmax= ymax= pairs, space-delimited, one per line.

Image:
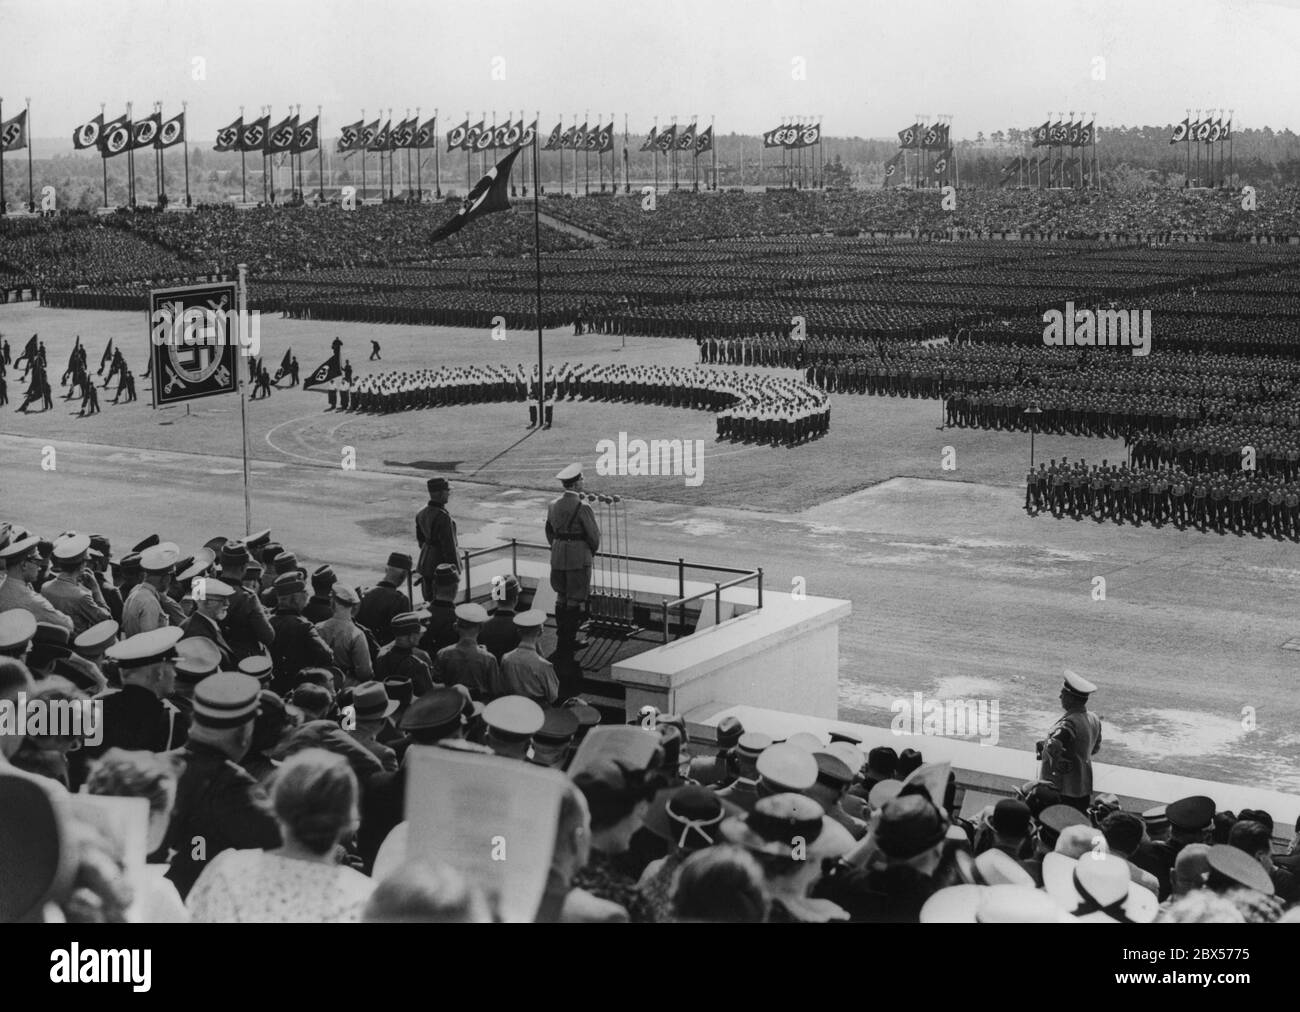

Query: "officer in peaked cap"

xmin=374 ymin=610 xmax=435 ymax=697
xmin=714 ymin=732 xmax=773 ymax=812
xmin=165 ymin=671 xmax=281 ymax=898
xmin=179 ymin=576 xmax=237 ymax=671
xmin=176 ymin=548 xmax=216 ymax=586
xmin=756 ymin=742 xmax=819 ymax=797
xmin=90 ymin=627 xmax=188 ymax=760
xmin=357 ymin=551 xmax=413 ymax=647
xmin=400 ymin=685 xmax=467 ymax=743
xmin=268 ymin=571 xmax=334 ymax=695
xmin=218 ymin=542 xmax=275 ymax=664
xmin=73 ymin=619 xmax=119 ymax=659
xmin=237 ymin=654 xmax=275 ymax=687
xmin=415 ymin=477 xmax=459 ymax=603
xmin=170 ymin=635 xmax=223 ymax=728
xmin=1037 ymin=670 xmax=1102 ymax=814
xmin=0 ymin=608 xmax=38 ymax=659
xmin=121 ymin=542 xmax=181 ymax=637
xmin=42 ymin=533 xmax=113 ymax=637
xmin=529 ymin=706 xmax=581 ymax=769
xmin=564 ymin=698 xmax=602 ymax=746
xmin=482 ymin=695 xmax=545 ymax=760
xmin=432 ymin=602 xmax=498 ymax=697
xmin=545 ymin=463 xmax=600 ymax=654
xmin=0 ymin=528 xmax=75 ymax=635
xmin=490 ymin=610 xmax=558 ymax=705
xmin=419 ymin=563 xmax=461 ymax=657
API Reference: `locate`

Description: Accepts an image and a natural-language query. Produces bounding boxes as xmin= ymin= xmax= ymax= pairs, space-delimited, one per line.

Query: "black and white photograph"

xmin=2 ymin=0 xmax=1300 ymax=967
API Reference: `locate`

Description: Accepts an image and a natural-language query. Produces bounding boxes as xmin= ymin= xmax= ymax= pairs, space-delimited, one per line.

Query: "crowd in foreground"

xmin=1 ymin=514 xmax=1298 ymax=924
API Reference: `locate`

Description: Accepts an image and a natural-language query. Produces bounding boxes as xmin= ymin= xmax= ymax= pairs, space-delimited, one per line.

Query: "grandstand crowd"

xmin=1 ymin=518 xmax=1298 ymax=924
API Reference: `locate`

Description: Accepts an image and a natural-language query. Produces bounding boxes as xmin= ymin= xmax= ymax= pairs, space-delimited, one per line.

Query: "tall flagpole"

xmin=0 ymin=96 xmax=6 ymax=215
xmin=532 ymin=136 xmax=545 ymax=433
xmin=434 ymin=108 xmax=441 ymax=198
xmin=237 ymin=264 xmax=253 ymax=535
xmin=182 ymin=101 xmax=191 ymax=206
xmin=316 ymin=105 xmax=324 ymax=202
xmin=26 ymin=97 xmax=34 ymax=212
xmin=127 ymin=100 xmax=136 ymax=208
xmin=100 ymin=101 xmax=108 ymax=208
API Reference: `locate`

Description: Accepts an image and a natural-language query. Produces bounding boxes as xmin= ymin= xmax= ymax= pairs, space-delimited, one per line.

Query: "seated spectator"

xmin=1228 ymin=819 xmax=1300 ymax=904
xmin=363 ymin=861 xmax=491 ymax=923
xmin=9 ymin=676 xmax=89 ymax=788
xmin=636 ymin=785 xmax=736 ymax=922
xmin=186 ymin=748 xmax=374 ymax=922
xmin=570 ymin=760 xmax=660 ymax=922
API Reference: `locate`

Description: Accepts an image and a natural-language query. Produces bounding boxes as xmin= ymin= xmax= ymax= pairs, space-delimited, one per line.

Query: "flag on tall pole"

xmin=430 ymin=147 xmax=522 ymax=244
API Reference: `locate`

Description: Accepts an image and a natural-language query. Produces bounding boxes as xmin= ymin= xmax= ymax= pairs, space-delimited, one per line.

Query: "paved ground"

xmin=3 ymin=303 xmax=1298 ymax=791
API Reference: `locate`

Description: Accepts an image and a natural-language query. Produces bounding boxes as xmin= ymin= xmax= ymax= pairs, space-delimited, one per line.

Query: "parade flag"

xmin=655 ymin=124 xmax=676 ymax=152
xmin=16 ymin=334 xmax=39 ymax=366
xmin=266 ymin=115 xmax=298 ymax=154
xmin=1195 ymin=119 xmax=1213 ymax=142
xmin=558 ymin=124 xmax=575 ymax=149
xmin=676 ymin=122 xmax=697 ymax=151
xmin=520 ymin=120 xmax=537 ymax=146
xmin=597 ymin=122 xmax=615 ymax=153
xmin=130 ymin=112 xmax=161 ymax=150
xmin=883 ymin=149 xmax=905 ymax=186
xmin=473 ymin=122 xmax=494 ymax=151
xmin=465 ymin=120 xmax=484 ymax=149
xmin=392 ymin=117 xmax=418 ymax=148
xmin=1031 ymin=121 xmax=1050 ymax=147
xmin=1169 ymin=118 xmax=1189 ymax=144
xmin=640 ymin=126 xmax=657 ymax=151
xmin=1 ymin=109 xmax=28 ymax=151
xmin=302 ymin=353 xmax=341 ymax=389
xmin=800 ymin=122 xmax=821 ymax=147
xmin=73 ymin=114 xmax=104 ymax=150
xmin=415 ymin=117 xmax=438 ymax=149
xmin=273 ymin=348 xmax=293 ymax=383
xmin=367 ymin=120 xmax=391 ymax=151
xmin=446 ymin=119 xmax=469 ymax=150
xmin=492 ymin=121 xmax=511 ymax=147
xmin=695 ymin=124 xmax=714 ymax=154
xmin=898 ymin=122 xmax=921 ymax=148
xmin=572 ymin=122 xmax=589 ymax=150
xmin=102 ymin=115 xmax=133 ymax=156
xmin=240 ymin=115 xmax=270 ymax=151
xmin=762 ymin=125 xmax=784 ymax=148
xmin=293 ymin=115 xmax=320 ymax=153
xmin=1068 ymin=121 xmax=1082 ymax=147
xmin=156 ymin=112 xmax=185 ymax=148
xmin=931 ymin=147 xmax=953 ymax=178
xmin=358 ymin=119 xmax=381 ymax=149
xmin=544 ymin=122 xmax=563 ymax=150
xmin=1079 ymin=121 xmax=1094 ymax=146
xmin=97 ymin=338 xmax=113 ymax=374
xmin=1208 ymin=119 xmax=1223 ymax=143
xmin=430 ymin=147 xmax=521 ymax=245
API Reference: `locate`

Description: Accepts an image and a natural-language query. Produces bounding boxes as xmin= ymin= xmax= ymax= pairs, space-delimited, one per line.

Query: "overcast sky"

xmin=1 ymin=0 xmax=1297 ymax=140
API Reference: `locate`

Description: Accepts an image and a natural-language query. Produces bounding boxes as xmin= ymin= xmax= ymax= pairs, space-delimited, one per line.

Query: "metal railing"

xmin=457 ymin=539 xmax=762 ymax=643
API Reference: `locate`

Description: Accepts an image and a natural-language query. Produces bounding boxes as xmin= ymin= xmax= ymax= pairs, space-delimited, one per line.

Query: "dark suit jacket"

xmin=357 ymin=582 xmax=410 ymax=646
xmin=181 ymin=611 xmax=235 ymax=670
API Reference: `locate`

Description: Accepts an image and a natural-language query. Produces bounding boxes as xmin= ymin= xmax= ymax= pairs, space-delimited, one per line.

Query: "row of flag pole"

xmin=1170 ymin=109 xmax=1234 ymax=187
xmin=883 ymin=117 xmax=954 ymax=188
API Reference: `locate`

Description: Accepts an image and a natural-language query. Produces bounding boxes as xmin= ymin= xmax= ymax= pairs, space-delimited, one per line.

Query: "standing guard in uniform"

xmin=545 ymin=464 xmax=601 ymax=654
xmin=1037 ymin=671 xmax=1102 ymax=814
xmin=416 ymin=478 xmax=459 ymax=603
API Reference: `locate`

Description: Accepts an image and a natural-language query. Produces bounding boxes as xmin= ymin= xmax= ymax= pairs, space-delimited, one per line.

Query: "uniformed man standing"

xmin=374 ymin=611 xmax=436 ymax=696
xmin=121 ymin=543 xmax=181 ymax=636
xmin=88 ymin=627 xmax=188 ymax=761
xmin=416 ymin=478 xmax=459 ymax=602
xmin=489 ymin=610 xmax=559 ymax=704
xmin=356 ymin=552 xmax=412 ymax=646
xmin=217 ymin=541 xmax=275 ymax=662
xmin=545 ymin=463 xmax=600 ymax=653
xmin=1037 ymin=671 xmax=1102 ymax=813
xmin=164 ymin=672 xmax=281 ymax=898
xmin=40 ymin=534 xmax=113 ymax=637
xmin=268 ymin=572 xmax=335 ymax=696
xmin=433 ymin=603 xmax=499 ymax=697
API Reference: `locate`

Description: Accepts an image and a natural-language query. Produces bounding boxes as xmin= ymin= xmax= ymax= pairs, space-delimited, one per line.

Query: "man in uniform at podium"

xmin=546 ymin=463 xmax=600 ymax=654
xmin=1037 ymin=670 xmax=1102 ymax=814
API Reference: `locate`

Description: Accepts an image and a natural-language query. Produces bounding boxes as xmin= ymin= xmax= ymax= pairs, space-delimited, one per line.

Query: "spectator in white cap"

xmin=187 ymin=747 xmax=374 ymax=922
xmin=489 ymin=610 xmax=558 ymax=704
xmin=87 ymin=627 xmax=186 ymax=761
xmin=432 ymin=602 xmax=498 ymax=696
xmin=165 ymin=672 xmax=281 ymax=898
xmin=0 ymin=608 xmax=38 ymax=661
xmin=0 ymin=528 xmax=74 ymax=635
xmin=40 ymin=534 xmax=112 ymax=637
xmin=121 ymin=542 xmax=180 ymax=637
xmin=179 ymin=577 xmax=237 ymax=671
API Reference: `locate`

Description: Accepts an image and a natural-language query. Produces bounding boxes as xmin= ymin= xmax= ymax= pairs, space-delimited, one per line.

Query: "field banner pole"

xmin=26 ymin=98 xmax=34 ymax=212
xmin=0 ymin=96 xmax=6 ymax=214
xmin=237 ymin=263 xmax=253 ymax=535
xmin=317 ymin=106 xmax=324 ymax=201
xmin=100 ymin=102 xmax=108 ymax=208
xmin=532 ymin=137 xmax=545 ymax=431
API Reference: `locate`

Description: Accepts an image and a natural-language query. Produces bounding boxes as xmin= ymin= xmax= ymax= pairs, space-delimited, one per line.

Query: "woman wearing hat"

xmin=187 ymin=748 xmax=374 ymax=922
xmin=720 ymin=793 xmax=855 ymax=923
xmin=636 ymin=786 xmax=737 ymax=923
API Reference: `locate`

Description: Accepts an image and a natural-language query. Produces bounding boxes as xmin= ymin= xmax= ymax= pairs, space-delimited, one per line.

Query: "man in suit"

xmin=545 ymin=464 xmax=600 ymax=653
xmin=180 ymin=577 xmax=237 ymax=670
xmin=415 ymin=478 xmax=459 ymax=602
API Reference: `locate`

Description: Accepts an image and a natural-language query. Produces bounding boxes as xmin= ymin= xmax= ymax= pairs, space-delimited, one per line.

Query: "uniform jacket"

xmin=356 ymin=582 xmax=410 ymax=646
xmin=315 ymin=616 xmax=373 ymax=684
xmin=164 ymin=740 xmax=282 ymax=898
xmin=418 ymin=601 xmax=458 ymax=656
xmin=434 ymin=641 xmax=499 ymax=695
xmin=181 ymin=611 xmax=236 ymax=671
xmin=415 ymin=502 xmax=459 ymax=587
xmin=479 ymin=609 xmax=521 ymax=664
xmin=492 ymin=646 xmax=559 ymax=704
xmin=221 ymin=585 xmax=276 ymax=662
xmin=121 ymin=581 xmax=173 ymax=637
xmin=269 ymin=609 xmax=335 ymax=693
xmin=85 ymin=683 xmax=186 ymax=761
xmin=40 ymin=572 xmax=113 ymax=636
xmin=546 ymin=491 xmax=600 ymax=570
xmin=1038 ymin=708 xmax=1102 ymax=797
xmin=374 ymin=643 xmax=435 ymax=696
xmin=0 ymin=575 xmax=76 ymax=634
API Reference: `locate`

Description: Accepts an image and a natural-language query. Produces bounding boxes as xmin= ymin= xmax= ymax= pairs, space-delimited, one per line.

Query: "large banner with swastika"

xmin=148 ymin=282 xmax=240 ymax=407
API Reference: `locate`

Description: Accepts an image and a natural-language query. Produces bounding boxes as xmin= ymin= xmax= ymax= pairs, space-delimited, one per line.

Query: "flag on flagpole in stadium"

xmin=883 ymin=149 xmax=905 ymax=186
xmin=695 ymin=124 xmax=714 ymax=154
xmin=446 ymin=119 xmax=469 ymax=150
xmin=430 ymin=147 xmax=522 ymax=244
xmin=358 ymin=119 xmax=381 ymax=149
xmin=303 ymin=353 xmax=342 ymax=389
xmin=655 ymin=123 xmax=676 ymax=152
xmin=544 ymin=122 xmax=563 ymax=150
xmin=1031 ymin=121 xmax=1050 ymax=147
xmin=1 ymin=109 xmax=29 ymax=151
xmin=762 ymin=125 xmax=784 ymax=148
xmin=1169 ymin=117 xmax=1189 ymax=144
xmin=98 ymin=338 xmax=113 ymax=374
xmin=640 ymin=126 xmax=657 ymax=151
xmin=597 ymin=122 xmax=614 ymax=153
xmin=101 ymin=113 xmax=132 ymax=156
xmin=572 ymin=122 xmax=589 ymax=150
xmin=215 ymin=116 xmax=243 ymax=152
xmin=73 ymin=113 xmax=104 ymax=150
xmin=336 ymin=119 xmax=363 ymax=152
xmin=932 ymin=147 xmax=953 ymax=178
xmin=130 ymin=112 xmax=161 ymax=150
xmin=266 ymin=115 xmax=298 ymax=154
xmin=156 ymin=111 xmax=185 ymax=148
xmin=293 ymin=115 xmax=319 ymax=153
xmin=520 ymin=119 xmax=537 ymax=146
xmin=367 ymin=120 xmax=391 ymax=151
xmin=240 ymin=114 xmax=270 ymax=151
xmin=415 ymin=116 xmax=438 ymax=148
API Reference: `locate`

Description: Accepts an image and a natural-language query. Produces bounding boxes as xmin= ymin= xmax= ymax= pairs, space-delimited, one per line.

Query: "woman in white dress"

xmin=187 ymin=748 xmax=374 ymax=923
